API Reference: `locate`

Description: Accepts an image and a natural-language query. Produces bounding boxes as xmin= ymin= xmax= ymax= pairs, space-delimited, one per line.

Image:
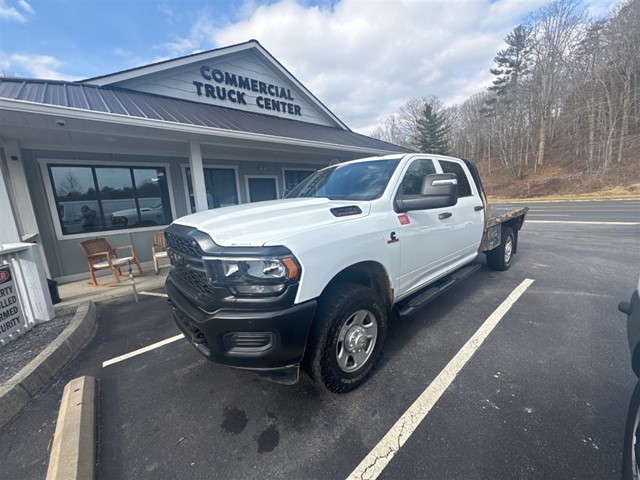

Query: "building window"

xmin=186 ymin=167 xmax=238 ymax=213
xmin=48 ymin=165 xmax=172 ymax=235
xmin=246 ymin=176 xmax=278 ymax=202
xmin=283 ymin=169 xmax=315 ymax=196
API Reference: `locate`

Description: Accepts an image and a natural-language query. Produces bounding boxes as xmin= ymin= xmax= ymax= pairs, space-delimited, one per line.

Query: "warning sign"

xmin=0 ymin=265 xmax=25 ymax=345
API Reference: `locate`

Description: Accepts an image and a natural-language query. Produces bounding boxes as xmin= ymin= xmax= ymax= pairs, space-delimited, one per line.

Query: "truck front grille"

xmin=165 ymin=231 xmax=204 ymax=257
xmin=165 ymin=230 xmax=215 ymax=301
xmin=172 ymin=263 xmax=216 ymax=299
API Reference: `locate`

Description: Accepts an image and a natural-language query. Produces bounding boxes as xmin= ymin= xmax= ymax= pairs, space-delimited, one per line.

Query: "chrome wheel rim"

xmin=504 ymin=236 xmax=513 ymax=264
xmin=336 ymin=309 xmax=378 ymax=373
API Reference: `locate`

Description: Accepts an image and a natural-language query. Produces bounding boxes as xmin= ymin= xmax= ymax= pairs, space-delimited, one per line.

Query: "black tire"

xmin=304 ymin=283 xmax=387 ymax=393
xmin=623 ymin=381 xmax=640 ymax=479
xmin=486 ymin=225 xmax=515 ymax=271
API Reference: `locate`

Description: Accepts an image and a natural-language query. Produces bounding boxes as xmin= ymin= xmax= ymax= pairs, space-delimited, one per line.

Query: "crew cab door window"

xmin=439 ymin=160 xmax=473 ymax=197
xmin=398 ymin=159 xmax=437 ymax=196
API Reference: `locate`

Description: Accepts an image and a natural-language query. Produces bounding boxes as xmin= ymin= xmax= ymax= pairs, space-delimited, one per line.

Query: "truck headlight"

xmin=203 ymin=256 xmax=300 ymax=297
xmin=111 ymin=215 xmax=128 ymax=227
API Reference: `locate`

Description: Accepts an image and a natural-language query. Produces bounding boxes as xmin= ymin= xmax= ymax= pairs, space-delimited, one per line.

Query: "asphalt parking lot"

xmin=1 ymin=199 xmax=639 ymax=479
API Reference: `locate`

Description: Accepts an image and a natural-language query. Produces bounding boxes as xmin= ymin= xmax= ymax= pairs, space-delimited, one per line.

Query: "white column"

xmin=0 ymin=157 xmax=21 ymax=244
xmin=189 ymin=141 xmax=208 ymax=212
xmin=2 ymin=140 xmax=51 ymax=277
xmin=3 ymin=141 xmax=39 ymax=236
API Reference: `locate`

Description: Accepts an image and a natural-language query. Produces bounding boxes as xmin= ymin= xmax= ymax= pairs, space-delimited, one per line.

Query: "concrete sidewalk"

xmin=56 ymin=268 xmax=169 ymax=308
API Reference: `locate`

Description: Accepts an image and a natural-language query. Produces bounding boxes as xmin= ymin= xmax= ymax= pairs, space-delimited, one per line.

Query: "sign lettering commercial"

xmin=193 ymin=67 xmax=302 ymax=117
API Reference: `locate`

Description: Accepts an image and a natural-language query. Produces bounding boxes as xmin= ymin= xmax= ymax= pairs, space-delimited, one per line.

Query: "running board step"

xmin=396 ymin=263 xmax=482 ymax=317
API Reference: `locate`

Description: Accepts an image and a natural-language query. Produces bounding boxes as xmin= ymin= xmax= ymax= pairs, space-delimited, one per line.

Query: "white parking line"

xmin=139 ymin=291 xmax=168 ymax=298
xmin=527 ymin=220 xmax=639 ymax=225
xmin=102 ymin=334 xmax=184 ymax=368
xmin=346 ymin=278 xmax=535 ymax=480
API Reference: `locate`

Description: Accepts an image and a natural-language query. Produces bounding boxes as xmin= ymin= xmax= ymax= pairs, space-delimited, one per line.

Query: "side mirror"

xmin=395 ymin=173 xmax=459 ymax=212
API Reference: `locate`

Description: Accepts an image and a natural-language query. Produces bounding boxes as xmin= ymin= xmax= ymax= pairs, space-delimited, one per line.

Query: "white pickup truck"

xmin=164 ymin=154 xmax=527 ymax=393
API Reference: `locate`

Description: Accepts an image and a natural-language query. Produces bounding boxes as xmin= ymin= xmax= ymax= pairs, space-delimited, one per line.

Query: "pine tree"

xmin=489 ymin=24 xmax=533 ymax=101
xmin=416 ymin=103 xmax=450 ymax=155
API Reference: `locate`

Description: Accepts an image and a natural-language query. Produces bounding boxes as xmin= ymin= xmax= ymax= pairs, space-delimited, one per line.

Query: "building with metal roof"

xmin=0 ymin=40 xmax=410 ymax=282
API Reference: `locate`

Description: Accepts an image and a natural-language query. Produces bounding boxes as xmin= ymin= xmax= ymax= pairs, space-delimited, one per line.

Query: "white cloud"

xmin=207 ymin=0 xmax=557 ymax=132
xmin=0 ymin=0 xmax=27 ymax=22
xmin=158 ymin=2 xmax=174 ymax=18
xmin=3 ymin=53 xmax=76 ymax=80
xmin=113 ymin=47 xmax=132 ymax=57
xmin=17 ymin=0 xmax=34 ymax=15
xmin=157 ymin=10 xmax=220 ymax=57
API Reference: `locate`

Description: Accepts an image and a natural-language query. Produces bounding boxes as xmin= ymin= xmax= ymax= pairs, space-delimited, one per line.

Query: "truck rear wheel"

xmin=486 ymin=225 xmax=514 ymax=271
xmin=304 ymin=283 xmax=387 ymax=393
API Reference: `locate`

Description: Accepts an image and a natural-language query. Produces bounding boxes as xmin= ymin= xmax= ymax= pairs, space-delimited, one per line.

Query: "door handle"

xmin=438 ymin=212 xmax=452 ymax=220
xmin=474 ymin=205 xmax=484 ymax=211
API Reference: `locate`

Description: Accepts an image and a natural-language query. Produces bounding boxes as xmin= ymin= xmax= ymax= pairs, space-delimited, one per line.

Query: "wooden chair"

xmin=80 ymin=238 xmax=144 ymax=286
xmin=152 ymin=231 xmax=169 ymax=274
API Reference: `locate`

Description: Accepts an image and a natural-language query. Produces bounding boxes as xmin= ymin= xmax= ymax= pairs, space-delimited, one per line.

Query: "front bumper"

xmin=165 ymin=276 xmax=317 ymax=384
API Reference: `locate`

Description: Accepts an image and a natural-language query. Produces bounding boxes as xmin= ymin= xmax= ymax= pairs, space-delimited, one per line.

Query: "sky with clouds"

xmin=0 ymin=0 xmax=617 ymax=133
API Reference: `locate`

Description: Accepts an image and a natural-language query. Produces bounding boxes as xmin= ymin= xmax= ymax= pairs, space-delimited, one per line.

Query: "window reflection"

xmin=186 ymin=167 xmax=238 ymax=213
xmin=440 ymin=161 xmax=472 ymax=197
xmin=401 ymin=160 xmax=436 ymax=195
xmin=133 ymin=169 xmax=171 ymax=227
xmin=95 ymin=168 xmax=136 ymax=228
xmin=51 ymin=166 xmax=100 ymax=234
xmin=284 ymin=170 xmax=314 ymax=196
xmin=49 ymin=164 xmax=172 ymax=235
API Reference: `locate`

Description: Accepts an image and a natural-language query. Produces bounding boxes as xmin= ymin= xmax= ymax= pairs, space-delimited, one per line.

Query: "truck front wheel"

xmin=486 ymin=225 xmax=514 ymax=271
xmin=304 ymin=283 xmax=387 ymax=393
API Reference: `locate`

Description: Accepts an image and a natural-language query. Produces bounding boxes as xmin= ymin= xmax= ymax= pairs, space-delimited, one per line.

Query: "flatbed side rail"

xmin=485 ymin=206 xmax=529 ymax=229
xmin=480 ymin=206 xmax=528 ymax=252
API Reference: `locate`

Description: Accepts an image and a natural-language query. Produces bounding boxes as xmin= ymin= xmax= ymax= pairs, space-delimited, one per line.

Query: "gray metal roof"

xmin=0 ymin=78 xmax=412 ymax=153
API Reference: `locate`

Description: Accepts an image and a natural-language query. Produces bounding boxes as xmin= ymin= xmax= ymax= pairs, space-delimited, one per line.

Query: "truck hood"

xmin=173 ymin=198 xmax=371 ymax=247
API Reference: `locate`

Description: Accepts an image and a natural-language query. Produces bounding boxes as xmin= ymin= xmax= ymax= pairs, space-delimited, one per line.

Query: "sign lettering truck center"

xmin=194 ymin=67 xmax=302 ymax=116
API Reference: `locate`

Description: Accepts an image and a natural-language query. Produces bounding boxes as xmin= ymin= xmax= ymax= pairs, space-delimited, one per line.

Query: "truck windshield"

xmin=286 ymin=159 xmax=400 ymax=201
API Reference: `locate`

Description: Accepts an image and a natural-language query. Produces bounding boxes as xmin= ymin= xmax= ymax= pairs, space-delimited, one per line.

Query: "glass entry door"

xmin=247 ymin=176 xmax=278 ymax=202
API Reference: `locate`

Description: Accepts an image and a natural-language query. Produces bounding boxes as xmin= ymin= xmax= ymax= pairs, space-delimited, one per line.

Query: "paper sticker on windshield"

xmin=397 ymin=214 xmax=410 ymax=225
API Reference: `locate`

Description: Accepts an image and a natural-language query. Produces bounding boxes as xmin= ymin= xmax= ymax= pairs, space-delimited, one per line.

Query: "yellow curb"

xmin=46 ymin=376 xmax=96 ymax=480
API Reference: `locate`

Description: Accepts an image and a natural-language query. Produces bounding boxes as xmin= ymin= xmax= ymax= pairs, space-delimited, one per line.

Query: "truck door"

xmin=437 ymin=159 xmax=484 ymax=260
xmin=394 ymin=158 xmax=457 ymax=296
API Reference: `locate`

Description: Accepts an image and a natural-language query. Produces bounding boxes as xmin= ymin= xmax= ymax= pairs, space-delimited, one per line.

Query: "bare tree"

xmin=370 ymin=114 xmax=411 ymax=148
xmin=370 ymin=0 xmax=639 ymax=192
xmin=528 ymin=0 xmax=586 ymax=169
xmin=56 ymin=173 xmax=83 ymax=198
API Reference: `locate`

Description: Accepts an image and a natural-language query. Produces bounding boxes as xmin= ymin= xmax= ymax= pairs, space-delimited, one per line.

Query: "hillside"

xmin=480 ymin=132 xmax=640 ymax=199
